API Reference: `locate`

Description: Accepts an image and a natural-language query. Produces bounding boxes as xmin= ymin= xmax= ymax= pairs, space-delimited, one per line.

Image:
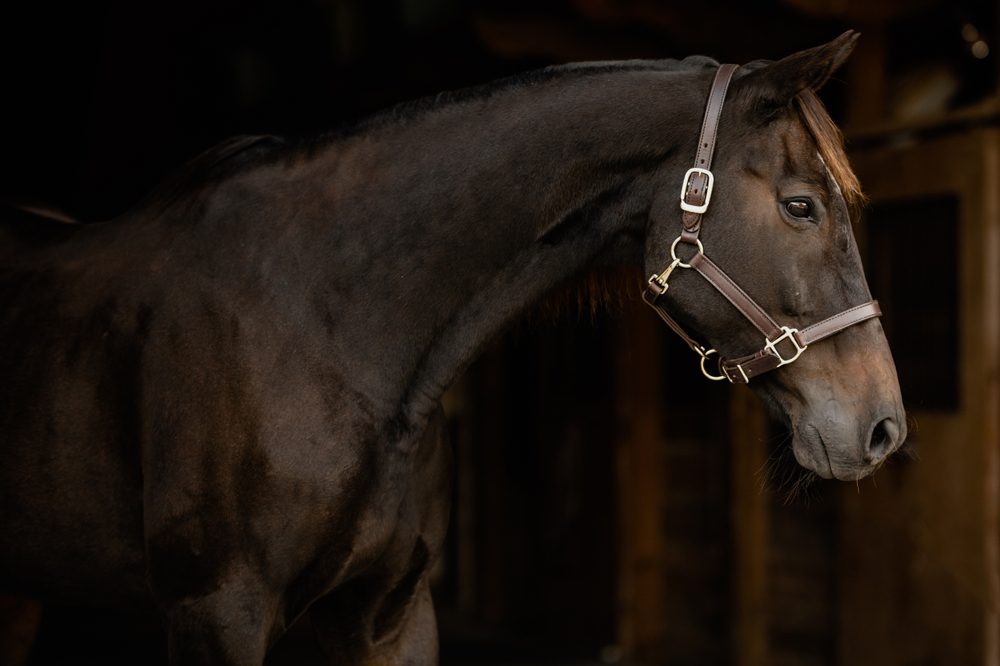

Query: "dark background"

xmin=1 ymin=1 xmax=998 ymax=665
xmin=4 ymin=0 xmax=994 ymax=221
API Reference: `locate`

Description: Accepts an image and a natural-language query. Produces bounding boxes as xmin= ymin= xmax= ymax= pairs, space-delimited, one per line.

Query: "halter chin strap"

xmin=642 ymin=64 xmax=882 ymax=384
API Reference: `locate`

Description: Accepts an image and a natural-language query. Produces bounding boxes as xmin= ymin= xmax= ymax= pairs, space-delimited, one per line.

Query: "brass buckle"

xmin=764 ymin=326 xmax=807 ymax=366
xmin=679 ymin=167 xmax=714 ymax=214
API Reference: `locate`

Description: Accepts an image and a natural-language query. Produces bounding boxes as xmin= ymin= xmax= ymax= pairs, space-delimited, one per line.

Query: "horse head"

xmin=645 ymin=32 xmax=905 ymax=481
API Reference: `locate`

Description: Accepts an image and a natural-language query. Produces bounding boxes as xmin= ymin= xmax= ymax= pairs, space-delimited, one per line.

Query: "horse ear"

xmin=736 ymin=30 xmax=859 ymax=118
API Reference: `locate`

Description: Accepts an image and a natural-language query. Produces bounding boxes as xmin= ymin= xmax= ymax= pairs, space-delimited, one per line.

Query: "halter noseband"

xmin=642 ymin=64 xmax=881 ymax=384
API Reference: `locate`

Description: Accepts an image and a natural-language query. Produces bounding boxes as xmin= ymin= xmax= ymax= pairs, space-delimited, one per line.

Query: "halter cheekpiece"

xmin=642 ymin=64 xmax=882 ymax=384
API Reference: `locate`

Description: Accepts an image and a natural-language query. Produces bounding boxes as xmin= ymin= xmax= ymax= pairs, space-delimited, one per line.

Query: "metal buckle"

xmin=679 ymin=167 xmax=714 ymax=214
xmin=764 ymin=326 xmax=807 ymax=366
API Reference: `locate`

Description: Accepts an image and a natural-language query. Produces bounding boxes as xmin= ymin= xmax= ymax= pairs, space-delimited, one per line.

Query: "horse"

xmin=0 ymin=31 xmax=904 ymax=664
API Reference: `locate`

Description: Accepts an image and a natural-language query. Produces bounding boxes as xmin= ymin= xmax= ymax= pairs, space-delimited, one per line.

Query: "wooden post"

xmin=729 ymin=389 xmax=770 ymax=666
xmin=844 ymin=128 xmax=1000 ymax=665
xmin=979 ymin=130 xmax=1000 ymax=666
xmin=0 ymin=596 xmax=41 ymax=666
xmin=845 ymin=23 xmax=887 ymax=131
xmin=614 ymin=298 xmax=668 ymax=659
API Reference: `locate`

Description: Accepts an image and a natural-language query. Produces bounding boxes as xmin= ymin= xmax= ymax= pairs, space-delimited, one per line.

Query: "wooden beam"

xmin=729 ymin=389 xmax=770 ymax=666
xmin=979 ymin=129 xmax=1000 ymax=666
xmin=613 ymin=298 xmax=668 ymax=659
xmin=845 ymin=128 xmax=1000 ymax=665
xmin=845 ymin=22 xmax=887 ymax=131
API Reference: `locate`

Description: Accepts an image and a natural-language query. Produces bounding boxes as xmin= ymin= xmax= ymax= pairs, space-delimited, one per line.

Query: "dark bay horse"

xmin=0 ymin=32 xmax=904 ymax=664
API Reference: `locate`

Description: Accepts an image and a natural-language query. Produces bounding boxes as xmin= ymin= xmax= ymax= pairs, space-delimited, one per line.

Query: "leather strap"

xmin=641 ymin=288 xmax=706 ymax=355
xmin=798 ymin=301 xmax=882 ymax=344
xmin=689 ymin=252 xmax=781 ymax=339
xmin=719 ymin=301 xmax=881 ymax=384
xmin=681 ymin=64 xmax=738 ymax=236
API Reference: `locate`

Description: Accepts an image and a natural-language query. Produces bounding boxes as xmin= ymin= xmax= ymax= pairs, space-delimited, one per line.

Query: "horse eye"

xmin=784 ymin=198 xmax=813 ymax=219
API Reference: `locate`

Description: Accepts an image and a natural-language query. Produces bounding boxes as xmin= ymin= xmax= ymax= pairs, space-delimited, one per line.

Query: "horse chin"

xmin=792 ymin=424 xmax=875 ymax=481
xmin=750 ymin=377 xmax=902 ymax=482
xmin=791 ymin=426 xmax=834 ymax=479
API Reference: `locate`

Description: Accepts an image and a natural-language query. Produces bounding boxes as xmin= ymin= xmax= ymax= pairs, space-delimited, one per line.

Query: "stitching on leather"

xmin=800 ymin=302 xmax=879 ymax=340
xmin=696 ymin=65 xmax=735 ymax=170
xmin=643 ymin=291 xmax=701 ymax=348
xmin=704 ymin=65 xmax=735 ymax=167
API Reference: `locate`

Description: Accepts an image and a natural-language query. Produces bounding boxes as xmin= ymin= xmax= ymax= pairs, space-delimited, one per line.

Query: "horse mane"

xmin=524 ymin=267 xmax=640 ymax=329
xmin=336 ymin=56 xmax=720 ymax=139
xmin=8 ymin=203 xmax=79 ymax=225
xmin=794 ymin=89 xmax=867 ymax=220
xmin=139 ymin=57 xmax=720 ymax=212
xmin=139 ymin=134 xmax=287 ymax=212
xmin=138 ymin=57 xmax=722 ymax=214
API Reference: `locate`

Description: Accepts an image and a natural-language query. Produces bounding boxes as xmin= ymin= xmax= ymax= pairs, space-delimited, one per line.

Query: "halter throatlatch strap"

xmin=642 ymin=64 xmax=883 ymax=384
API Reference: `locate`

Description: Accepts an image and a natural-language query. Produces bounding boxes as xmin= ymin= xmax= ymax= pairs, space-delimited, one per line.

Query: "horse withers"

xmin=0 ymin=32 xmax=903 ymax=664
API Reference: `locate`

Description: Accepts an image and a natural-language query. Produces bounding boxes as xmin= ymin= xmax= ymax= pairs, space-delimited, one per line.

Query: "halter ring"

xmin=698 ymin=348 xmax=727 ymax=382
xmin=764 ymin=326 xmax=808 ymax=366
xmin=680 ymin=167 xmax=714 ymax=214
xmin=670 ymin=236 xmax=704 ymax=269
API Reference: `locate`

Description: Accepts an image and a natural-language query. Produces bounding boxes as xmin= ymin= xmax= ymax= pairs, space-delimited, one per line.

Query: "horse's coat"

xmin=0 ymin=32 xmax=904 ymax=664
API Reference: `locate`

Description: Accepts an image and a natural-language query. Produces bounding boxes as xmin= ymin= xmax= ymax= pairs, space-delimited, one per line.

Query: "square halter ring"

xmin=679 ymin=167 xmax=714 ymax=214
xmin=764 ymin=326 xmax=808 ymax=366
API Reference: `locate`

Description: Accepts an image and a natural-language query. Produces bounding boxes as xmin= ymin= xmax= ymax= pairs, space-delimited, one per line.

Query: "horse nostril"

xmin=867 ymin=417 xmax=899 ymax=463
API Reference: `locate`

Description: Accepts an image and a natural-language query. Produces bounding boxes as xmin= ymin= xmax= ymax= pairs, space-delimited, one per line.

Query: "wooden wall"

xmin=440 ymin=305 xmax=621 ymax=660
xmin=615 ymin=300 xmax=733 ymax=665
xmin=839 ymin=127 xmax=1000 ymax=666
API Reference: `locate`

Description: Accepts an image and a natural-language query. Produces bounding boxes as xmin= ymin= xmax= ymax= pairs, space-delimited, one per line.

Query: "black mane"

xmin=138 ymin=134 xmax=286 ymax=212
xmin=340 ymin=55 xmax=719 ymax=136
xmin=140 ymin=55 xmax=720 ymax=212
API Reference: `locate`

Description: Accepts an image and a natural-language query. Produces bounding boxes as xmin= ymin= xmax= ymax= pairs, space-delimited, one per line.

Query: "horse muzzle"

xmin=793 ymin=407 xmax=906 ymax=480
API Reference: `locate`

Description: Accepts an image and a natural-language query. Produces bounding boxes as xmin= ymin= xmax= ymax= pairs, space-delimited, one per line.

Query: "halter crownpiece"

xmin=642 ymin=64 xmax=882 ymax=384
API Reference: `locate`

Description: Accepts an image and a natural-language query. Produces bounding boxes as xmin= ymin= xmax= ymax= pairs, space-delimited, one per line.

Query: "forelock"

xmin=793 ymin=89 xmax=866 ymax=220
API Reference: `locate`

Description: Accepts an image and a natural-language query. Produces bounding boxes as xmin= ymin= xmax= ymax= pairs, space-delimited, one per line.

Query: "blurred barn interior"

xmin=1 ymin=0 xmax=999 ymax=664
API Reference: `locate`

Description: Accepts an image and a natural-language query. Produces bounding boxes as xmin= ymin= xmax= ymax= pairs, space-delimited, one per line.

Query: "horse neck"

xmin=299 ymin=67 xmax=707 ymax=432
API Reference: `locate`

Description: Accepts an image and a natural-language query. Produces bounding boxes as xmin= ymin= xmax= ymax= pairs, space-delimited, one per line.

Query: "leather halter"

xmin=642 ymin=64 xmax=881 ymax=384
